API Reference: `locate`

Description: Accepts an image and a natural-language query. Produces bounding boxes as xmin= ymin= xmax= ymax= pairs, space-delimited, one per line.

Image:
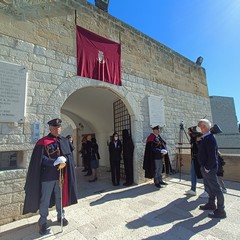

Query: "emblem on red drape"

xmin=76 ymin=25 xmax=122 ymax=86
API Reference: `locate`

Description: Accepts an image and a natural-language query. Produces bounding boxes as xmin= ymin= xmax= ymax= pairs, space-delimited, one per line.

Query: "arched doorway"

xmin=60 ymin=86 xmax=133 ymax=184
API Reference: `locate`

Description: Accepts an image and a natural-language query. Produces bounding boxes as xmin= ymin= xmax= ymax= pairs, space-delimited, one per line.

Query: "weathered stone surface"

xmin=0 ymin=0 xmax=213 ymax=226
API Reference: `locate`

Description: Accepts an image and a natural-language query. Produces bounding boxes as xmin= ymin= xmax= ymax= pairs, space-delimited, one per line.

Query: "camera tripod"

xmin=176 ymin=122 xmax=189 ymax=181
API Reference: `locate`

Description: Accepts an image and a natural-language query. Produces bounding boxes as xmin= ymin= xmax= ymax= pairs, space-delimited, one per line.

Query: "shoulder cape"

xmin=143 ymin=134 xmax=173 ymax=179
xmin=23 ymin=135 xmax=78 ymax=215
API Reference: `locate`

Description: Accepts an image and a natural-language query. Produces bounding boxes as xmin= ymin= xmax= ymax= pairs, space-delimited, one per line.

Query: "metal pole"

xmin=59 ymin=168 xmax=63 ymax=233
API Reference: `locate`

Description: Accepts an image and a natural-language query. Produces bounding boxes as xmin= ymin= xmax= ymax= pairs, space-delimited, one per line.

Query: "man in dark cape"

xmin=23 ymin=118 xmax=78 ymax=235
xmin=143 ymin=126 xmax=172 ymax=182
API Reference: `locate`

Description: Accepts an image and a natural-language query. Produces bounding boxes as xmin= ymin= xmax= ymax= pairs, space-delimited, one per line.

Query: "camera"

xmin=210 ymin=124 xmax=223 ymax=135
xmin=188 ymin=126 xmax=202 ymax=138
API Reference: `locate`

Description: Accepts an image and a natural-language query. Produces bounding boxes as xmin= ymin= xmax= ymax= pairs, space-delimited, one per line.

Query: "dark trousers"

xmin=201 ymin=167 xmax=225 ymax=211
xmin=86 ymin=156 xmax=92 ymax=175
xmin=123 ymin=157 xmax=133 ymax=184
xmin=38 ymin=180 xmax=64 ymax=225
xmin=110 ymin=160 xmax=120 ymax=185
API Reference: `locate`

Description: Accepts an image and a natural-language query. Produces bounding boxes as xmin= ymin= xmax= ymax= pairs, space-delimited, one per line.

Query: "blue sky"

xmin=88 ymin=0 xmax=240 ymax=123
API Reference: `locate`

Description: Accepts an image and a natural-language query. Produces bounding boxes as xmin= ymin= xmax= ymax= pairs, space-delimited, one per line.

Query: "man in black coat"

xmin=143 ymin=125 xmax=170 ymax=188
xmin=23 ymin=118 xmax=78 ymax=235
xmin=122 ymin=129 xmax=134 ymax=186
xmin=198 ymin=119 xmax=226 ymax=219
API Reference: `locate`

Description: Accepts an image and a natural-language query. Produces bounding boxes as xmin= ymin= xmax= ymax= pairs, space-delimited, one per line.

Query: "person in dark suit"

xmin=122 ymin=129 xmax=134 ymax=186
xmin=109 ymin=132 xmax=122 ymax=186
xmin=198 ymin=119 xmax=226 ymax=219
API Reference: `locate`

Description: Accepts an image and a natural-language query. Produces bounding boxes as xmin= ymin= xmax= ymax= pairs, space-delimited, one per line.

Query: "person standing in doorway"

xmin=80 ymin=137 xmax=88 ymax=172
xmin=109 ymin=132 xmax=122 ymax=186
xmin=89 ymin=137 xmax=100 ymax=182
xmin=143 ymin=125 xmax=169 ymax=189
xmin=122 ymin=129 xmax=134 ymax=186
xmin=23 ymin=118 xmax=78 ymax=235
xmin=84 ymin=135 xmax=92 ymax=176
xmin=198 ymin=119 xmax=226 ymax=219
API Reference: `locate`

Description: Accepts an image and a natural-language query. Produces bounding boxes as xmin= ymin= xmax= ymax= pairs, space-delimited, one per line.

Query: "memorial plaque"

xmin=0 ymin=61 xmax=27 ymax=122
xmin=148 ymin=95 xmax=165 ymax=128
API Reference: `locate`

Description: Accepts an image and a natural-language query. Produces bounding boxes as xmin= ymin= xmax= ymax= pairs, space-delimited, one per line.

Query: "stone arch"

xmin=45 ymin=76 xmax=143 ymax=183
xmin=46 ymin=76 xmax=139 ymax=119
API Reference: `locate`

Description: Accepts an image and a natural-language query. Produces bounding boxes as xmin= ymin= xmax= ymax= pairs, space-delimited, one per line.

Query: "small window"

xmin=0 ymin=151 xmax=24 ymax=171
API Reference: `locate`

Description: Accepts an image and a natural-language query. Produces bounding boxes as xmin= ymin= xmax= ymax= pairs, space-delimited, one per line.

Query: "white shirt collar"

xmin=202 ymin=131 xmax=211 ymax=138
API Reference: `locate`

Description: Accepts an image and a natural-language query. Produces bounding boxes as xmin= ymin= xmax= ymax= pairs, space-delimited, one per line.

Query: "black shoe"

xmin=57 ymin=218 xmax=69 ymax=226
xmin=39 ymin=223 xmax=48 ymax=235
xmin=84 ymin=173 xmax=91 ymax=176
xmin=124 ymin=182 xmax=133 ymax=186
xmin=159 ymin=181 xmax=168 ymax=185
xmin=155 ymin=183 xmax=162 ymax=188
xmin=89 ymin=178 xmax=96 ymax=182
xmin=199 ymin=203 xmax=216 ymax=211
xmin=208 ymin=209 xmax=226 ymax=219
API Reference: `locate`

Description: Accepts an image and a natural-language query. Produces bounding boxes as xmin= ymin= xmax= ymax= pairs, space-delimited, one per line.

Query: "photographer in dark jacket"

xmin=122 ymin=129 xmax=134 ymax=186
xmin=185 ymin=126 xmax=202 ymax=196
xmin=198 ymin=119 xmax=226 ymax=219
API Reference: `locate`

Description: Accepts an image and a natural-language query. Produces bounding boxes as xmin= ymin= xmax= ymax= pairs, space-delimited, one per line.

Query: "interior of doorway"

xmin=60 ymin=86 xmax=132 ymax=190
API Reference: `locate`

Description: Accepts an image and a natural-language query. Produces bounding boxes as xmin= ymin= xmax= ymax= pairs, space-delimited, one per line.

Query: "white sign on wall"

xmin=148 ymin=95 xmax=165 ymax=128
xmin=0 ymin=61 xmax=28 ymax=123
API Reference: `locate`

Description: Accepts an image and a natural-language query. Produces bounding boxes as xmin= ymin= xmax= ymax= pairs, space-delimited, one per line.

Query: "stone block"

xmin=14 ymin=40 xmax=34 ymax=53
xmin=33 ymin=45 xmax=46 ymax=56
xmin=32 ymin=63 xmax=49 ymax=73
xmin=46 ymin=58 xmax=62 ymax=68
xmin=0 ymin=34 xmax=16 ymax=47
xmin=12 ymin=191 xmax=25 ymax=203
xmin=49 ymin=66 xmax=65 ymax=76
xmin=0 ymin=45 xmax=9 ymax=56
xmin=8 ymin=135 xmax=24 ymax=144
xmin=31 ymin=71 xmax=51 ymax=83
xmin=0 ymin=193 xmax=11 ymax=206
xmin=28 ymin=53 xmax=46 ymax=64
xmin=9 ymin=48 xmax=28 ymax=60
xmin=0 ymin=184 xmax=12 ymax=195
xmin=2 ymin=203 xmax=20 ymax=218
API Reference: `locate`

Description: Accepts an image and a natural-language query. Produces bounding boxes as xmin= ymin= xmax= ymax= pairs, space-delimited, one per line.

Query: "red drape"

xmin=76 ymin=25 xmax=122 ymax=86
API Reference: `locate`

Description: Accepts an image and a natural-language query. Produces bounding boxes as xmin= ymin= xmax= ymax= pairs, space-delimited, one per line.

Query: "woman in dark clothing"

xmin=122 ymin=129 xmax=134 ymax=186
xmin=89 ymin=137 xmax=100 ymax=182
xmin=109 ymin=132 xmax=122 ymax=186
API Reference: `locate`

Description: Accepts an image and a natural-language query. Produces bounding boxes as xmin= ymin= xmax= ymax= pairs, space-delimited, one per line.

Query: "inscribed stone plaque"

xmin=0 ymin=61 xmax=27 ymax=122
xmin=148 ymin=96 xmax=165 ymax=128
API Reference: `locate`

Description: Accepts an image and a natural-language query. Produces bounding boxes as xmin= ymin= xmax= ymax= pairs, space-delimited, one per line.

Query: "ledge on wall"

xmin=0 ymin=0 xmax=86 ymax=20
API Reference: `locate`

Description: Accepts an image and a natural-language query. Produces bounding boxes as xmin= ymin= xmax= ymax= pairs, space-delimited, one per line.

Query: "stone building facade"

xmin=210 ymin=96 xmax=240 ymax=154
xmin=0 ymin=0 xmax=211 ymax=225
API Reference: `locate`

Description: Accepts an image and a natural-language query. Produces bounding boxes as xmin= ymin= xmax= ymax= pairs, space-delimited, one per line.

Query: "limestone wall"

xmin=0 ymin=0 xmax=208 ymax=97
xmin=0 ymin=0 xmax=212 ymax=225
xmin=180 ymin=153 xmax=240 ymax=182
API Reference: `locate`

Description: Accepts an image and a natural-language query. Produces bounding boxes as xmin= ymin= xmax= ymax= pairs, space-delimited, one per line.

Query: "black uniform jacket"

xmin=109 ymin=140 xmax=122 ymax=162
xmin=143 ymin=133 xmax=172 ymax=179
xmin=23 ymin=134 xmax=78 ymax=215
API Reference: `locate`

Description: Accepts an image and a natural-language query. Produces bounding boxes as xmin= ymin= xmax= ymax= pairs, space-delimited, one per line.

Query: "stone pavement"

xmin=0 ymin=167 xmax=239 ymax=240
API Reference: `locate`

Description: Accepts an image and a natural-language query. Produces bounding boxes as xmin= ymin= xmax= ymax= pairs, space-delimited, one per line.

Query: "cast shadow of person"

xmin=0 ymin=220 xmax=56 ymax=240
xmin=143 ymin=211 xmax=220 ymax=240
xmin=90 ymin=183 xmax=160 ymax=207
xmin=126 ymin=195 xmax=219 ymax=239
